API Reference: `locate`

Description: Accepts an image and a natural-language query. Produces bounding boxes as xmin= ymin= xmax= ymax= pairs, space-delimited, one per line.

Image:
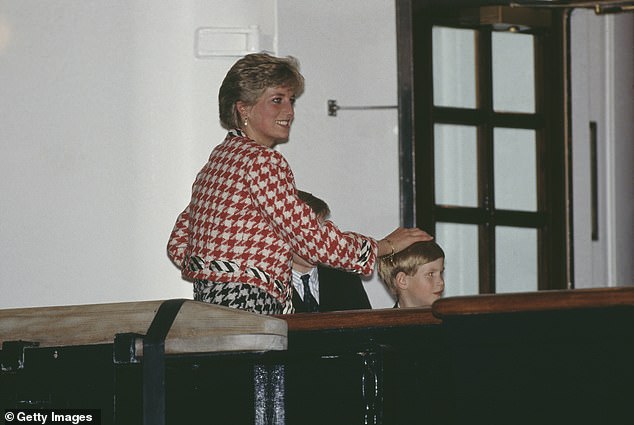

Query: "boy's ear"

xmin=395 ymin=271 xmax=409 ymax=291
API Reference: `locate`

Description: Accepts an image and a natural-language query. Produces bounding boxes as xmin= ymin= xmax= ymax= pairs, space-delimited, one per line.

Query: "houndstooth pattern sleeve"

xmin=167 ymin=207 xmax=190 ymax=268
xmin=246 ymin=150 xmax=378 ymax=276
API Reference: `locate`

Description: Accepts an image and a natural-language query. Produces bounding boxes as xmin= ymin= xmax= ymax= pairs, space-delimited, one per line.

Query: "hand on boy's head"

xmin=383 ymin=227 xmax=433 ymax=255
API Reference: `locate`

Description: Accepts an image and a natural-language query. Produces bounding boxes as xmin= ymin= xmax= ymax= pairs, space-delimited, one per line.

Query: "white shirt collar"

xmin=291 ymin=267 xmax=320 ymax=302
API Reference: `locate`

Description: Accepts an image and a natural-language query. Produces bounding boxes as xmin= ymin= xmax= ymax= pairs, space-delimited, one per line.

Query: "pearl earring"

xmin=244 ymin=116 xmax=248 ymax=127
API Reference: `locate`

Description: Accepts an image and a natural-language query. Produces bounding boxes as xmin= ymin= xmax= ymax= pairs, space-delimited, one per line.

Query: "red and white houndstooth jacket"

xmin=167 ymin=129 xmax=378 ymax=307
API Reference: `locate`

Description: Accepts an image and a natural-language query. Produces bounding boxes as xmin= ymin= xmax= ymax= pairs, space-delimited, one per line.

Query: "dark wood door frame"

xmin=395 ymin=0 xmax=571 ymax=292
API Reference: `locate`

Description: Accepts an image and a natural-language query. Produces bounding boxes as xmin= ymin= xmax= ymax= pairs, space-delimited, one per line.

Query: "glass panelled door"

xmin=411 ymin=7 xmax=567 ymax=295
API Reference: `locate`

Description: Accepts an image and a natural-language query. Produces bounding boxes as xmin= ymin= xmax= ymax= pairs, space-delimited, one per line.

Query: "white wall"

xmin=0 ymin=0 xmax=277 ymax=308
xmin=610 ymin=13 xmax=634 ymax=285
xmin=0 ymin=0 xmax=398 ymax=309
xmin=571 ymin=11 xmax=634 ymax=288
xmin=276 ymin=0 xmax=400 ymax=307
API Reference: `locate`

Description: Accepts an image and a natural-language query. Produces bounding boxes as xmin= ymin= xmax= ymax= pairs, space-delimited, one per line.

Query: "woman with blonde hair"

xmin=168 ymin=53 xmax=431 ymax=314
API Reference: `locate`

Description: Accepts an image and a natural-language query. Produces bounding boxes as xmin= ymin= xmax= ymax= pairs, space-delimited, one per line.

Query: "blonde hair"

xmin=378 ymin=240 xmax=445 ymax=296
xmin=218 ymin=53 xmax=305 ymax=130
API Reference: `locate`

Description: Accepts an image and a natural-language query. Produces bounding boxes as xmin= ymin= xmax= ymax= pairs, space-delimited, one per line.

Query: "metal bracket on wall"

xmin=327 ymin=99 xmax=397 ymax=117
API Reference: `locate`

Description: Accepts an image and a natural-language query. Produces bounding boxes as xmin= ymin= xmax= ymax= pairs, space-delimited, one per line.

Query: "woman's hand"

xmin=378 ymin=227 xmax=433 ymax=257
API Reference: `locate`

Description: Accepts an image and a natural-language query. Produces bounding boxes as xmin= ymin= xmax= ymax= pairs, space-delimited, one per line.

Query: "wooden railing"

xmin=281 ymin=286 xmax=634 ymax=424
xmin=2 ymin=287 xmax=634 ymax=424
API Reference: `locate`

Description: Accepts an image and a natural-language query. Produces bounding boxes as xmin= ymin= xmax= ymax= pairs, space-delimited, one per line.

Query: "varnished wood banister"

xmin=278 ymin=307 xmax=440 ymax=332
xmin=432 ymin=286 xmax=634 ymax=318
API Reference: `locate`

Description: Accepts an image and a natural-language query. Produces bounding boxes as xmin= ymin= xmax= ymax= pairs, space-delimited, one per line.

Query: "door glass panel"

xmin=436 ymin=223 xmax=479 ymax=297
xmin=494 ymin=128 xmax=537 ymax=211
xmin=496 ymin=226 xmax=537 ymax=293
xmin=435 ymin=124 xmax=478 ymax=207
xmin=433 ymin=26 xmax=476 ymax=108
xmin=492 ymin=31 xmax=535 ymax=113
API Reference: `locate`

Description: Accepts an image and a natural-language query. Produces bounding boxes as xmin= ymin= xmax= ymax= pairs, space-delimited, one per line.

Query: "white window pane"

xmin=433 ymin=26 xmax=476 ymax=108
xmin=435 ymin=124 xmax=478 ymax=207
xmin=492 ymin=31 xmax=535 ymax=113
xmin=436 ymin=223 xmax=479 ymax=297
xmin=496 ymin=227 xmax=537 ymax=293
xmin=494 ymin=128 xmax=537 ymax=211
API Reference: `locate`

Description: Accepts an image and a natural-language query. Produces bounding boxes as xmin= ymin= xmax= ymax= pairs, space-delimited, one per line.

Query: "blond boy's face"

xmin=398 ymin=257 xmax=445 ymax=308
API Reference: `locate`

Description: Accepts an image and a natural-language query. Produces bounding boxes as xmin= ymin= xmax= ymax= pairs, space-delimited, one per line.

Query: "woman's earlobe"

xmin=236 ymin=102 xmax=251 ymax=125
xmin=236 ymin=101 xmax=248 ymax=114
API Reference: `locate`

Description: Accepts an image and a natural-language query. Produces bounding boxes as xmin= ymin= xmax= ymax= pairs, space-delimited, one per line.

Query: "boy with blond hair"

xmin=378 ymin=240 xmax=445 ymax=308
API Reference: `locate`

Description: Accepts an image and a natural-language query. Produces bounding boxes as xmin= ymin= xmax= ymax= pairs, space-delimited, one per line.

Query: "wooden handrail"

xmin=278 ymin=307 xmax=440 ymax=332
xmin=0 ymin=300 xmax=288 ymax=353
xmin=432 ymin=286 xmax=634 ymax=318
